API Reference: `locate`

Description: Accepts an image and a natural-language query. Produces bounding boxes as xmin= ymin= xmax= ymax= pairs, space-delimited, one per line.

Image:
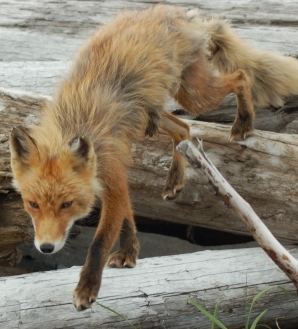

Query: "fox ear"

xmin=69 ymin=136 xmax=94 ymax=161
xmin=10 ymin=127 xmax=38 ymax=165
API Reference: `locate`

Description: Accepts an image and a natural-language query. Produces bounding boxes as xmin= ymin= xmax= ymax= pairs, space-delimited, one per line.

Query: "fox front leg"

xmin=73 ymin=170 xmax=138 ymax=311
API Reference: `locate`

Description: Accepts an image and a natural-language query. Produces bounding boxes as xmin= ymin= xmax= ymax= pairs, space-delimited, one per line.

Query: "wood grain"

xmin=1 ymin=247 xmax=298 ymax=329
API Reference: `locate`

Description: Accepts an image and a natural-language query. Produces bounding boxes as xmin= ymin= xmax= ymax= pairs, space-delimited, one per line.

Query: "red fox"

xmin=10 ymin=5 xmax=298 ymax=311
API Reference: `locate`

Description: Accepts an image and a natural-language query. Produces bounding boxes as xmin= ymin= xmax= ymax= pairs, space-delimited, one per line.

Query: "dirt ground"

xmin=0 ymin=225 xmax=257 ymax=276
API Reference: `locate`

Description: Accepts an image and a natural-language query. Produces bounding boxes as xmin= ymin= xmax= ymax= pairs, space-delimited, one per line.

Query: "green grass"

xmin=189 ymin=286 xmax=298 ymax=329
xmin=97 ymin=302 xmax=140 ymax=329
xmin=97 ymin=286 xmax=298 ymax=329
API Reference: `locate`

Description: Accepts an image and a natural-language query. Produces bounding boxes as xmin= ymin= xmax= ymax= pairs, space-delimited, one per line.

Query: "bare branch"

xmin=177 ymin=139 xmax=298 ymax=290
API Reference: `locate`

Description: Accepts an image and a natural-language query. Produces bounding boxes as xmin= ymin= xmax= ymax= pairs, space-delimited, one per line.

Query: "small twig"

xmin=276 ymin=316 xmax=285 ymax=329
xmin=177 ymin=139 xmax=298 ymax=290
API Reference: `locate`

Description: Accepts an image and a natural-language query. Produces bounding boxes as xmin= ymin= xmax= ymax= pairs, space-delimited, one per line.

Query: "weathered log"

xmin=1 ymin=247 xmax=298 ymax=329
xmin=178 ymin=140 xmax=298 ymax=289
xmin=1 ymin=87 xmax=298 ymax=246
xmin=0 ymin=191 xmax=32 ymax=266
xmin=2 ymin=0 xmax=298 ymax=57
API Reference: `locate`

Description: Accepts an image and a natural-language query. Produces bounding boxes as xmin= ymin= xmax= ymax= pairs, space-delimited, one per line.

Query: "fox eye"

xmin=61 ymin=201 xmax=73 ymax=209
xmin=29 ymin=201 xmax=39 ymax=209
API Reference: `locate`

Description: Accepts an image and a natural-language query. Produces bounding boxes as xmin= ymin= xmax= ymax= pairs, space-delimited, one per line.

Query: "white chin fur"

xmin=34 ymin=239 xmax=41 ymax=253
xmin=52 ymin=240 xmax=66 ymax=253
xmin=33 ymin=217 xmax=77 ymax=254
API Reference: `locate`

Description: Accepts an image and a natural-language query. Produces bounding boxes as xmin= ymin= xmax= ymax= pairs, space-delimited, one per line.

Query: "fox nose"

xmin=40 ymin=243 xmax=55 ymax=254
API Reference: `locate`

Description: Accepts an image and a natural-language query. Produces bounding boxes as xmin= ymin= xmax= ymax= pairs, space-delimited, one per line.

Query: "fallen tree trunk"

xmin=1 ymin=247 xmax=298 ymax=329
xmin=1 ymin=87 xmax=298 ymax=248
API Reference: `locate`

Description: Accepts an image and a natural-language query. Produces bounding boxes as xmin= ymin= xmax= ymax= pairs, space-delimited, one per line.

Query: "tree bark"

xmin=1 ymin=247 xmax=298 ymax=329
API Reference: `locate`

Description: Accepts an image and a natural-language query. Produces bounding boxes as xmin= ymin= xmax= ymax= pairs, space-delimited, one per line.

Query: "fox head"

xmin=10 ymin=127 xmax=101 ymax=254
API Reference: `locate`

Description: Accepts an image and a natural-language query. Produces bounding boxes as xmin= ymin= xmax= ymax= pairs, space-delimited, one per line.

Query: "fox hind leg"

xmin=160 ymin=111 xmax=190 ymax=200
xmin=162 ymin=63 xmax=253 ymax=202
xmin=228 ymin=70 xmax=255 ymax=140
xmin=175 ymin=60 xmax=255 ymax=140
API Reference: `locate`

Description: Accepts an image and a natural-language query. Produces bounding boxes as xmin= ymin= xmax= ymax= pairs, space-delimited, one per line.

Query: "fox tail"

xmin=188 ymin=9 xmax=298 ymax=108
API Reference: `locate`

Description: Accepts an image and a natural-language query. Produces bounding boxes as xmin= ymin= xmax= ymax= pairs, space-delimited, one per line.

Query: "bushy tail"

xmin=201 ymin=17 xmax=298 ymax=108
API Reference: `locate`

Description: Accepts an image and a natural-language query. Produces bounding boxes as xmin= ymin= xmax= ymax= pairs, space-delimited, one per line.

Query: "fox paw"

xmin=73 ymin=283 xmax=98 ymax=311
xmin=107 ymin=250 xmax=137 ymax=268
xmin=162 ymin=170 xmax=184 ymax=200
xmin=230 ymin=117 xmax=254 ymax=140
xmin=162 ymin=184 xmax=184 ymax=200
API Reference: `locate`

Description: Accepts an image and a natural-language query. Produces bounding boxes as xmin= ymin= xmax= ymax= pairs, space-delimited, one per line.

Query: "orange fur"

xmin=10 ymin=4 xmax=298 ymax=311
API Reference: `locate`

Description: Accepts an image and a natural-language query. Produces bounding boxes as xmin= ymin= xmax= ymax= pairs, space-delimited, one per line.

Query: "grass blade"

xmin=278 ymin=286 xmax=298 ymax=309
xmin=245 ymin=287 xmax=273 ymax=329
xmin=97 ymin=302 xmax=139 ymax=329
xmin=189 ymin=298 xmax=228 ymax=329
xmin=211 ymin=302 xmax=220 ymax=329
xmin=250 ymin=309 xmax=268 ymax=329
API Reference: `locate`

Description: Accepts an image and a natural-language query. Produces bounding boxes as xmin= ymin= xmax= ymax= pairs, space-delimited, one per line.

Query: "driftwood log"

xmin=1 ymin=88 xmax=298 ymax=261
xmin=1 ymin=247 xmax=298 ymax=329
